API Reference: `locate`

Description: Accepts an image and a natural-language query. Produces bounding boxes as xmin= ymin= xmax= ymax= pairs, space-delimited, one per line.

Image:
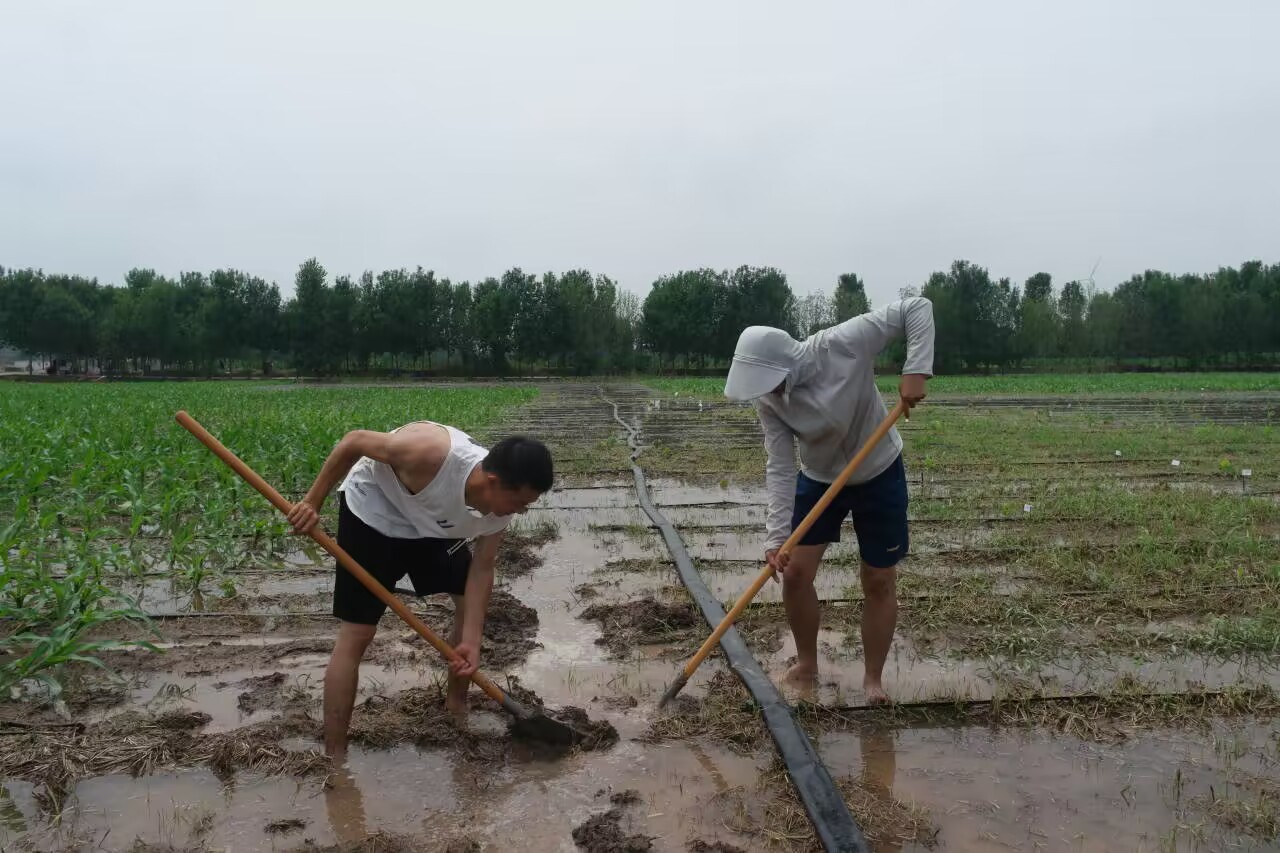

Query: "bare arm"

xmin=287 ymin=428 xmax=440 ymax=533
xmin=450 ymin=531 xmax=501 ymax=677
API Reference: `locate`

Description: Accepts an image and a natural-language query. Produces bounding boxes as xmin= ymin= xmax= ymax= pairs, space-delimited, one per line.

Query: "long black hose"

xmin=607 ymin=395 xmax=870 ymax=853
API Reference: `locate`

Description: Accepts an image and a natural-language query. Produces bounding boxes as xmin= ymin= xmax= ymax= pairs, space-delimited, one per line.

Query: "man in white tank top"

xmin=286 ymin=421 xmax=553 ymax=757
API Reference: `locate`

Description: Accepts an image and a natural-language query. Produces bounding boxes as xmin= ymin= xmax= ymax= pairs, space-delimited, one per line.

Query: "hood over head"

xmin=723 ymin=325 xmax=817 ymax=401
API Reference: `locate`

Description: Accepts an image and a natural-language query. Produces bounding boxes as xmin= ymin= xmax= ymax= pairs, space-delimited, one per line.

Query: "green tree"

xmin=834 ymin=273 xmax=870 ymax=322
xmin=289 ymin=258 xmax=331 ymax=375
xmin=1018 ymin=272 xmax=1058 ymax=359
xmin=1058 ymin=280 xmax=1088 ymax=358
xmin=471 ymin=277 xmax=517 ymax=371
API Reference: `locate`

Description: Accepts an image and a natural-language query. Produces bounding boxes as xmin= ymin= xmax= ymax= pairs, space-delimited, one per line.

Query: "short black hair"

xmin=482 ymin=436 xmax=554 ymax=492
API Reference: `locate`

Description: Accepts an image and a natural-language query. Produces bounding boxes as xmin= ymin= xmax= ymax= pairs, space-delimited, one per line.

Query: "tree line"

xmin=1 ymin=258 xmax=1277 ymax=375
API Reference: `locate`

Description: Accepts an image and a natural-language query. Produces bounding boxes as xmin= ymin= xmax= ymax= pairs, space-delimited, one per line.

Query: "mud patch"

xmin=0 ymin=709 xmax=326 ymax=808
xmin=506 ymin=677 xmax=620 ymax=752
xmin=345 ymin=686 xmax=492 ymax=753
xmin=641 ymin=671 xmax=763 ymax=753
xmin=580 ymin=596 xmax=700 ymax=656
xmin=98 ymin=637 xmax=337 ymax=678
xmin=411 ymin=589 xmax=541 ymax=669
xmin=686 ymin=842 xmax=747 ymax=853
xmin=285 ymin=831 xmax=422 ymax=852
xmin=496 ymin=523 xmax=559 ymax=578
xmin=225 ymin=672 xmax=313 ymax=714
xmin=265 ymin=817 xmax=308 ymax=834
xmin=572 ymin=808 xmax=654 ymax=852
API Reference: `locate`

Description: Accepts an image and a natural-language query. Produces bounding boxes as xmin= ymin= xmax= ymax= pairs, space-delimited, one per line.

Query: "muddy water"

xmin=2 ymin=483 xmax=772 ymax=853
xmin=814 ymin=719 xmax=1279 ymax=852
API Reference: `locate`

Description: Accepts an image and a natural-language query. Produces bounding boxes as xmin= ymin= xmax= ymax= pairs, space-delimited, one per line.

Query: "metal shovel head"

xmin=509 ymin=704 xmax=619 ymax=751
xmin=510 ymin=710 xmax=582 ymax=746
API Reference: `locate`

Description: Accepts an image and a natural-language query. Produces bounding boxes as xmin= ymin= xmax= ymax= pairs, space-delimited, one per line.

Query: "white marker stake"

xmin=1024 ymin=504 xmax=1033 ymax=513
xmin=1242 ymin=469 xmax=1253 ymax=478
xmin=1115 ymin=450 xmax=1122 ymax=457
xmin=1172 ymin=460 xmax=1181 ymax=467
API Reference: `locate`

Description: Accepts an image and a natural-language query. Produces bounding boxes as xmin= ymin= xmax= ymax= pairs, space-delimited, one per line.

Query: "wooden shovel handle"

xmin=677 ymin=399 xmax=908 ymax=679
xmin=175 ymin=411 xmax=509 ymax=706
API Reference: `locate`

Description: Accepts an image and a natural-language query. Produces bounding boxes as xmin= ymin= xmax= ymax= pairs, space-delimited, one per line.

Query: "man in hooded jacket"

xmin=724 ymin=296 xmax=935 ymax=704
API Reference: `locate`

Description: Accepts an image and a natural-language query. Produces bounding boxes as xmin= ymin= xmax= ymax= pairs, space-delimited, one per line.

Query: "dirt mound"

xmin=572 ymin=808 xmax=654 ymax=852
xmin=641 ymin=671 xmax=763 ymax=754
xmin=496 ymin=524 xmax=558 ymax=578
xmin=285 ymin=831 xmax=422 ymax=852
xmin=687 ymin=842 xmax=747 ymax=853
xmin=409 ymin=589 xmax=541 ymax=669
xmin=1 ymin=710 xmax=326 ymax=809
xmin=610 ymin=789 xmax=642 ymax=806
xmin=346 ymin=687 xmax=483 ymax=752
xmin=226 ymin=672 xmax=314 ymax=715
xmin=580 ymin=596 xmax=700 ymax=655
xmin=505 ymin=677 xmax=619 ymax=753
xmin=99 ymin=636 xmax=337 ymax=678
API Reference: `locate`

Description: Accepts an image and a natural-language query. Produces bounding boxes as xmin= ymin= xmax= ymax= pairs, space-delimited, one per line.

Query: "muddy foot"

xmin=783 ymin=662 xmax=818 ymax=687
xmin=863 ymin=680 xmax=892 ymax=706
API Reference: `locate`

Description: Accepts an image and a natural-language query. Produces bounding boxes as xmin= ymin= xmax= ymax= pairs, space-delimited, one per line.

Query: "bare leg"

xmin=324 ymin=621 xmax=378 ymax=757
xmin=860 ymin=563 xmax=897 ymax=705
xmin=781 ymin=544 xmax=828 ymax=685
xmin=445 ymin=594 xmax=469 ymax=715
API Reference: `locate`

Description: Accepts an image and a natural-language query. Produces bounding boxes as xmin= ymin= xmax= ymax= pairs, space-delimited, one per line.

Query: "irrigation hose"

xmin=605 ymin=392 xmax=871 ymax=853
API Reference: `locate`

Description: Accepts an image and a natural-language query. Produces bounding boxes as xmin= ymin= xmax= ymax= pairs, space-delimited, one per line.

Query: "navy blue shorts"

xmin=790 ymin=455 xmax=909 ymax=568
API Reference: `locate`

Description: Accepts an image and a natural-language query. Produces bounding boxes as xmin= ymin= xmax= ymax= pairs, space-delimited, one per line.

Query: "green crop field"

xmin=646 ymin=371 xmax=1280 ymax=398
xmin=0 ymin=382 xmax=536 ymax=702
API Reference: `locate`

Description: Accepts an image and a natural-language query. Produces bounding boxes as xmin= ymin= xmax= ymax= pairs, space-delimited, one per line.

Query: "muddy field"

xmin=2 ymin=381 xmax=1279 ymax=851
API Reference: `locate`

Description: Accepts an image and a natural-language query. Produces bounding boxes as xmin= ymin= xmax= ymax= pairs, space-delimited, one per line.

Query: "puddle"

xmin=812 ymin=719 xmax=1280 ymax=852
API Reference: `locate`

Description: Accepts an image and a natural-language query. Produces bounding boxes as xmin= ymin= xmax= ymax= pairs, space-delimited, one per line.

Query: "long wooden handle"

xmin=174 ymin=410 xmax=510 ymax=706
xmin=678 ymin=399 xmax=908 ymax=679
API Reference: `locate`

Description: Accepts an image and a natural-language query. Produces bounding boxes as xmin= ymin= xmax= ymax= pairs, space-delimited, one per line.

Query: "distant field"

xmin=646 ymin=371 xmax=1280 ymax=398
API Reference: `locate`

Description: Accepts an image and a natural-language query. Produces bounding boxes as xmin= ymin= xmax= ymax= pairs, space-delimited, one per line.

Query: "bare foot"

xmin=863 ymin=680 xmax=892 ymax=706
xmin=784 ymin=661 xmax=818 ymax=687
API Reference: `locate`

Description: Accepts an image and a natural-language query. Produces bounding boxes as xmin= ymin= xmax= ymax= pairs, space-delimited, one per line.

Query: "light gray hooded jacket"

xmin=724 ymin=296 xmax=935 ymax=551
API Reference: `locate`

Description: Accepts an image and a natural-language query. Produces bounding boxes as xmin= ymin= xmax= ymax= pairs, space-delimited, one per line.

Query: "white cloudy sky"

xmin=2 ymin=1 xmax=1277 ymax=306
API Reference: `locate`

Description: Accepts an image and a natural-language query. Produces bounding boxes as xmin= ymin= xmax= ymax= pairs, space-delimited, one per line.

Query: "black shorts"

xmin=333 ymin=493 xmax=471 ymax=625
xmin=790 ymin=454 xmax=910 ymax=568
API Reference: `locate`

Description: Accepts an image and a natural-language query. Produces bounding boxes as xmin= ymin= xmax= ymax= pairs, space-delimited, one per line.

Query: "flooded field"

xmin=2 ymin=381 xmax=1278 ymax=851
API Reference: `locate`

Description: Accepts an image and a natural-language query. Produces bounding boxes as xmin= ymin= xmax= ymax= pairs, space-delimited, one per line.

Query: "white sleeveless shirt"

xmin=338 ymin=422 xmax=512 ymax=540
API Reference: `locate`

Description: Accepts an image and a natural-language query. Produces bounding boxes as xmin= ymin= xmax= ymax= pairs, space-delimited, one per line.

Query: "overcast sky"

xmin=2 ymin=1 xmax=1277 ymax=306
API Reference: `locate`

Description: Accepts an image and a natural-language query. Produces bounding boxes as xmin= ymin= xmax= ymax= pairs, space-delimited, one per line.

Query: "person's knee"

xmin=333 ymin=622 xmax=377 ymax=663
xmin=861 ymin=565 xmax=897 ymax=600
xmin=781 ymin=568 xmax=815 ymax=593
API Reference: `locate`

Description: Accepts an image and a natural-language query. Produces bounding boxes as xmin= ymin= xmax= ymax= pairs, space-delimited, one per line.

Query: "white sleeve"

xmin=826 ymin=296 xmax=936 ymax=376
xmin=758 ymin=403 xmax=797 ymax=552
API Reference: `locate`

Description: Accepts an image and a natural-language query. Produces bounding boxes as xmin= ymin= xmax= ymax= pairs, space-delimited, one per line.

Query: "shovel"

xmin=658 ymin=399 xmax=908 ymax=708
xmin=175 ymin=411 xmax=584 ymax=747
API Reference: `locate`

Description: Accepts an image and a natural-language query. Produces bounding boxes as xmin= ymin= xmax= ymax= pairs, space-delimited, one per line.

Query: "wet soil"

xmin=0 ymin=708 xmax=327 ymax=807
xmin=572 ymin=806 xmax=654 ymax=852
xmin=579 ymin=596 xmax=701 ymax=656
xmin=228 ymin=672 xmax=312 ymax=715
xmin=496 ymin=526 xmax=559 ymax=578
xmin=642 ymin=671 xmax=765 ymax=754
xmin=284 ymin=832 xmax=429 ymax=852
xmin=505 ymin=677 xmax=619 ymax=752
